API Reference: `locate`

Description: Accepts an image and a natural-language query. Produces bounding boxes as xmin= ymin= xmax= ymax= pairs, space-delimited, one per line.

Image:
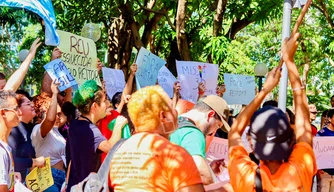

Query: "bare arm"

xmin=197 ymin=82 xmax=206 ymax=101
xmin=4 ymin=38 xmax=41 ymax=91
xmin=228 ymin=67 xmax=281 ymax=148
xmin=176 ymin=184 xmax=205 ymax=192
xmin=40 ymin=81 xmax=59 ymax=138
xmin=172 ymin=81 xmax=181 ymax=109
xmin=192 ymin=155 xmax=214 ymax=185
xmin=118 ymin=64 xmax=137 ymax=112
xmin=283 ymin=33 xmax=312 ymax=146
xmin=64 ymin=87 xmax=72 ymax=103
xmin=0 ymin=185 xmax=8 ymax=192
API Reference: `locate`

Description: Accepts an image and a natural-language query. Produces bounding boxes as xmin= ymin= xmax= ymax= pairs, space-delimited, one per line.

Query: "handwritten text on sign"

xmin=176 ymin=61 xmax=218 ymax=104
xmin=26 ymin=157 xmax=54 ymax=192
xmin=102 ymin=67 xmax=126 ymax=99
xmin=207 ymin=136 xmax=334 ymax=170
xmin=44 ymin=59 xmax=77 ymax=92
xmin=223 ymin=74 xmax=255 ymax=105
xmin=157 ymin=66 xmax=177 ymax=98
xmin=135 ymin=47 xmax=166 ymax=88
xmin=57 ymin=30 xmax=101 ymax=86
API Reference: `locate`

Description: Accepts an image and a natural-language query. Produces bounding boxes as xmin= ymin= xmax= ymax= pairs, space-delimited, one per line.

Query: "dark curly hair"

xmin=33 ymin=92 xmax=51 ymax=124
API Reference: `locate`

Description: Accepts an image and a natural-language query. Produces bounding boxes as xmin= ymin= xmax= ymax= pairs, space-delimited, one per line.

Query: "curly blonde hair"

xmin=128 ymin=86 xmax=171 ymax=133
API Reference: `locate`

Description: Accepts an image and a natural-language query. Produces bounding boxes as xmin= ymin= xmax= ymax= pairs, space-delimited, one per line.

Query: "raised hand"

xmin=262 ymin=67 xmax=282 ymax=93
xmin=29 ymin=38 xmax=42 ymax=55
xmin=282 ymin=33 xmax=300 ymax=63
xmin=198 ymin=82 xmax=206 ymax=95
xmin=173 ymin=81 xmax=181 ymax=95
xmin=51 ymin=48 xmax=63 ymax=61
xmin=51 ymin=79 xmax=60 ymax=95
xmin=130 ymin=63 xmax=138 ymax=75
xmin=114 ymin=116 xmax=128 ymax=131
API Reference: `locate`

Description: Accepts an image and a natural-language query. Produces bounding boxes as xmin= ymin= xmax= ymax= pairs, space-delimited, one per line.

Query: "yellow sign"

xmin=57 ymin=30 xmax=101 ymax=86
xmin=25 ymin=157 xmax=54 ymax=192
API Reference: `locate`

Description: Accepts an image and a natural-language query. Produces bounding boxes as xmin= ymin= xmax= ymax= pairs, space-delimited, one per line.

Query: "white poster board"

xmin=176 ymin=61 xmax=219 ymax=103
xmin=313 ymin=137 xmax=334 ymax=169
xmin=223 ymin=74 xmax=255 ymax=105
xmin=102 ymin=67 xmax=126 ymax=99
xmin=135 ymin=47 xmax=166 ymax=88
xmin=157 ymin=66 xmax=177 ymax=98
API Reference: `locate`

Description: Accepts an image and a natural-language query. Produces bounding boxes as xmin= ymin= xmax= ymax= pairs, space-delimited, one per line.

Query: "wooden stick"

xmin=278 ymin=0 xmax=313 ymax=68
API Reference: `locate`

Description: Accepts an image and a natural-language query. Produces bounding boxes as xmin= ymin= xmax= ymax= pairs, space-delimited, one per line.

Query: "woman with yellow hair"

xmin=109 ymin=85 xmax=205 ymax=192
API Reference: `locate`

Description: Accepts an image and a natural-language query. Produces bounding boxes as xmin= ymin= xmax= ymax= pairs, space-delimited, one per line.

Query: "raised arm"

xmin=197 ymin=82 xmax=206 ymax=101
xmin=172 ymin=81 xmax=181 ymax=109
xmin=118 ymin=64 xmax=137 ymax=112
xmin=40 ymin=80 xmax=59 ymax=138
xmin=4 ymin=38 xmax=42 ymax=91
xmin=228 ymin=67 xmax=281 ymax=148
xmin=282 ymin=33 xmax=312 ymax=146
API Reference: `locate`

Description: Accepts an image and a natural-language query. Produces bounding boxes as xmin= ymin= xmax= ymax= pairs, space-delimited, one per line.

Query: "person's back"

xmin=110 ymin=132 xmax=202 ymax=191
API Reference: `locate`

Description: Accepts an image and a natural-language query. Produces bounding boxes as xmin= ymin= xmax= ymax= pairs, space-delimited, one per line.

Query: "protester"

xmin=31 ymin=81 xmax=66 ymax=192
xmin=66 ymin=80 xmax=122 ymax=191
xmin=228 ymin=33 xmax=316 ymax=191
xmin=169 ymin=95 xmax=230 ymax=185
xmin=8 ymin=93 xmax=45 ymax=181
xmin=2 ymin=38 xmax=41 ymax=92
xmin=309 ymin=104 xmax=318 ymax=136
xmin=109 ymin=85 xmax=205 ymax=191
xmin=316 ymin=109 xmax=334 ymax=191
xmin=321 ymin=95 xmax=334 ymax=128
xmin=0 ymin=90 xmax=22 ymax=191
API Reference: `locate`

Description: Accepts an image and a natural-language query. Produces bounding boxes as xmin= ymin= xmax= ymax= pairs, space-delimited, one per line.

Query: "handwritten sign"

xmin=44 ymin=59 xmax=77 ymax=92
xmin=313 ymin=137 xmax=334 ymax=169
xmin=135 ymin=47 xmax=166 ymax=88
xmin=102 ymin=67 xmax=126 ymax=99
xmin=176 ymin=61 xmax=219 ymax=104
xmin=57 ymin=30 xmax=101 ymax=86
xmin=26 ymin=157 xmax=54 ymax=192
xmin=223 ymin=74 xmax=255 ymax=105
xmin=157 ymin=66 xmax=177 ymax=98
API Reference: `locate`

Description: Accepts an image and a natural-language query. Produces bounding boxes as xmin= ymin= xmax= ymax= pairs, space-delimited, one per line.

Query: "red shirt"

xmin=311 ymin=124 xmax=318 ymax=136
xmin=97 ymin=110 xmax=119 ymax=162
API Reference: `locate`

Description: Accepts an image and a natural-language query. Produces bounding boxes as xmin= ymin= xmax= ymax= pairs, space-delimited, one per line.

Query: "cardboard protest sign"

xmin=135 ymin=47 xmax=166 ymax=88
xmin=223 ymin=74 xmax=255 ymax=105
xmin=313 ymin=137 xmax=334 ymax=169
xmin=102 ymin=67 xmax=126 ymax=99
xmin=157 ymin=66 xmax=177 ymax=98
xmin=57 ymin=30 xmax=101 ymax=86
xmin=44 ymin=59 xmax=77 ymax=92
xmin=26 ymin=157 xmax=54 ymax=192
xmin=176 ymin=61 xmax=219 ymax=104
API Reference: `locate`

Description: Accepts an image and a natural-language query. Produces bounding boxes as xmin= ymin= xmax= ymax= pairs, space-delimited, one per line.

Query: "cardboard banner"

xmin=44 ymin=59 xmax=77 ymax=92
xmin=135 ymin=47 xmax=166 ymax=88
xmin=207 ymin=136 xmax=334 ymax=170
xmin=102 ymin=67 xmax=126 ymax=99
xmin=57 ymin=30 xmax=101 ymax=86
xmin=223 ymin=74 xmax=255 ymax=105
xmin=26 ymin=157 xmax=54 ymax=192
xmin=176 ymin=61 xmax=219 ymax=104
xmin=157 ymin=66 xmax=177 ymax=98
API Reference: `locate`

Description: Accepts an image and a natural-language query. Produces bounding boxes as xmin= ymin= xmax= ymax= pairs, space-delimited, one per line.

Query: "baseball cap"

xmin=308 ymin=104 xmax=317 ymax=113
xmin=250 ymin=106 xmax=294 ymax=161
xmin=202 ymin=95 xmax=230 ymax=133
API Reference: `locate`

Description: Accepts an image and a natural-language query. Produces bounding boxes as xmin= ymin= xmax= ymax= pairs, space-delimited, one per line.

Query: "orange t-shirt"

xmin=228 ymin=142 xmax=317 ymax=192
xmin=109 ymin=132 xmax=203 ymax=191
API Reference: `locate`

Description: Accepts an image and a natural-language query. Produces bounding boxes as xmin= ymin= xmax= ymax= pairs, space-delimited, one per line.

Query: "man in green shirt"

xmin=170 ymin=95 xmax=230 ymax=185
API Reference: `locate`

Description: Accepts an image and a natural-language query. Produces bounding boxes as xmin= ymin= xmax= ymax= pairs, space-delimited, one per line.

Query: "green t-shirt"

xmin=169 ymin=117 xmax=206 ymax=158
xmin=108 ymin=119 xmax=131 ymax=139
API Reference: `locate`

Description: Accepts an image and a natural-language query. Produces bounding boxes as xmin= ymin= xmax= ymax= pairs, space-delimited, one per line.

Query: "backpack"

xmin=70 ymin=139 xmax=127 ymax=192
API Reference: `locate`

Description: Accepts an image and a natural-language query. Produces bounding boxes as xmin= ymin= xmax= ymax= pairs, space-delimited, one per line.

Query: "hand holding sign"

xmin=130 ymin=63 xmax=138 ymax=75
xmin=51 ymin=48 xmax=62 ymax=61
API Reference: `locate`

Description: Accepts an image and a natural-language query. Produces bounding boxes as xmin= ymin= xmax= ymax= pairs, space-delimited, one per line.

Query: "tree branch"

xmin=312 ymin=1 xmax=334 ymax=29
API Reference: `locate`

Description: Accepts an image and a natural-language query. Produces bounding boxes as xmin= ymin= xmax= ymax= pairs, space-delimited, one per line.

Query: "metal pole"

xmin=257 ymin=76 xmax=263 ymax=92
xmin=278 ymin=0 xmax=292 ymax=112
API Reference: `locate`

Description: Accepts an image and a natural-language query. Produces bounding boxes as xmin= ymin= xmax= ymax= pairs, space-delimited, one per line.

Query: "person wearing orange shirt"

xmin=109 ymin=86 xmax=204 ymax=192
xmin=227 ymin=33 xmax=317 ymax=192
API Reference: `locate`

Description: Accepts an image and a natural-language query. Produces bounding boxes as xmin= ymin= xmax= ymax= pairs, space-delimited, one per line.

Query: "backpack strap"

xmin=255 ymin=167 xmax=263 ymax=192
xmin=97 ymin=139 xmax=127 ymax=180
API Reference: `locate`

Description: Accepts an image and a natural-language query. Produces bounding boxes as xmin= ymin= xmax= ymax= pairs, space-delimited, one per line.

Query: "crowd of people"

xmin=0 ymin=32 xmax=333 ymax=192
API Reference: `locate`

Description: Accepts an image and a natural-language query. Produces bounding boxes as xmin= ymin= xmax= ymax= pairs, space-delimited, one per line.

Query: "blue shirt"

xmin=317 ymin=127 xmax=334 ymax=175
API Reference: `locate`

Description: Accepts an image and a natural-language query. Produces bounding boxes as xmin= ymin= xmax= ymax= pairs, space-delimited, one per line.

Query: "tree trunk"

xmin=176 ymin=0 xmax=192 ymax=61
xmin=213 ymin=0 xmax=227 ymax=37
xmin=301 ymin=41 xmax=310 ymax=88
xmin=107 ymin=16 xmax=126 ymax=69
xmin=167 ymin=38 xmax=182 ymax=76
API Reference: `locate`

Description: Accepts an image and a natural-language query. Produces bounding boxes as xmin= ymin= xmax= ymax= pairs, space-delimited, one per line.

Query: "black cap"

xmin=250 ymin=106 xmax=294 ymax=161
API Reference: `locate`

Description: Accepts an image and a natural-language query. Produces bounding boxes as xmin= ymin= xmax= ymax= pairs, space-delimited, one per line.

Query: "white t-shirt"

xmin=0 ymin=140 xmax=14 ymax=190
xmin=31 ymin=124 xmax=66 ymax=166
